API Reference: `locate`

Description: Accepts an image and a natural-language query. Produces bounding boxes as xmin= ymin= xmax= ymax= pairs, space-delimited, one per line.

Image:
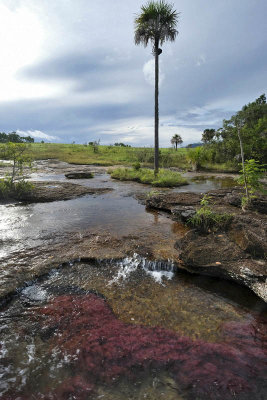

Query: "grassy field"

xmin=18 ymin=143 xmax=191 ymax=168
xmin=0 ymin=142 xmax=238 ymax=172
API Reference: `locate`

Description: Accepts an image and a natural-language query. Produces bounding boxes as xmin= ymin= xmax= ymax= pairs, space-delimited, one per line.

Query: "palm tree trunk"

xmin=154 ymin=42 xmax=159 ymax=175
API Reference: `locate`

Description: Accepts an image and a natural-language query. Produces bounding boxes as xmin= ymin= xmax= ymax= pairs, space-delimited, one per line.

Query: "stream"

xmin=0 ymin=165 xmax=266 ymax=399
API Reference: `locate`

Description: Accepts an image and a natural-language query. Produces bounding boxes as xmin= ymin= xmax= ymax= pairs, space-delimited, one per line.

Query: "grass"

xmin=200 ymin=162 xmax=239 ymax=173
xmin=0 ymin=143 xmax=190 ymax=168
xmin=187 ymin=195 xmax=233 ymax=233
xmin=109 ymin=167 xmax=188 ymax=187
xmin=188 ymin=208 xmax=233 ymax=233
xmin=0 ymin=143 xmax=239 ymax=172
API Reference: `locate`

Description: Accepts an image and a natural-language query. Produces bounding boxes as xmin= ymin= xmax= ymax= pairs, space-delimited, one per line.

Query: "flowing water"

xmin=0 ymin=167 xmax=266 ymax=399
xmin=0 ymin=171 xmax=237 ymax=260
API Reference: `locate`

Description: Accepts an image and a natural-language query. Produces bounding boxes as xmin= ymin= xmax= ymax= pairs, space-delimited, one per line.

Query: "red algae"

xmin=4 ymin=294 xmax=267 ymax=400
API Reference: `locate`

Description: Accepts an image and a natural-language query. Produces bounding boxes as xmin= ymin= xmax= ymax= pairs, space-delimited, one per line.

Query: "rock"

xmin=176 ymin=231 xmax=249 ymax=266
xmin=146 ymin=192 xmax=201 ymax=213
xmin=224 ymin=191 xmax=242 ymax=207
xmin=229 ymin=214 xmax=267 ymax=258
xmin=171 ymin=205 xmax=196 ymax=222
xmin=212 ymin=189 xmax=267 ymax=214
xmin=251 ymin=196 xmax=267 ymax=214
xmin=175 ymin=230 xmax=267 ymax=302
xmin=10 ymin=181 xmax=112 ymax=203
xmin=65 ymin=171 xmax=94 ymax=179
xmin=146 ymin=189 xmax=267 ymax=300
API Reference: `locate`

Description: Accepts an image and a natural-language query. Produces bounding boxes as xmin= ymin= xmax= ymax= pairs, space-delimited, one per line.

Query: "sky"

xmin=0 ymin=0 xmax=266 ymax=146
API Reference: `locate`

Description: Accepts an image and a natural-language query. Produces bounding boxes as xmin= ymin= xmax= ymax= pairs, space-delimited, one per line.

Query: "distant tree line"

xmin=201 ymin=94 xmax=267 ymax=165
xmin=0 ymin=131 xmax=34 ymax=144
xmin=114 ymin=142 xmax=131 ymax=147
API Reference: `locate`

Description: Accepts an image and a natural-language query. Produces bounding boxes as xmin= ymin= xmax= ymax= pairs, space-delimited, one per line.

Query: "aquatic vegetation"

xmin=5 ymin=293 xmax=265 ymax=399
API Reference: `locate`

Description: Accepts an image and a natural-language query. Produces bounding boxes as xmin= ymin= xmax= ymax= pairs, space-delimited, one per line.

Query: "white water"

xmin=109 ymin=253 xmax=175 ymax=285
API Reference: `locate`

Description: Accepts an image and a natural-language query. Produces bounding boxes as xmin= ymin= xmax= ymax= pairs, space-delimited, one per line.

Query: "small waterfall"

xmin=108 ymin=253 xmax=177 ymax=285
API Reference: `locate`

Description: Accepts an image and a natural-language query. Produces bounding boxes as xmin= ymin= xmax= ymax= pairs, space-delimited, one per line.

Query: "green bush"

xmin=0 ymin=178 xmax=33 ymax=200
xmin=132 ymin=162 xmax=141 ymax=170
xmin=109 ymin=167 xmax=188 ymax=187
xmin=188 ymin=195 xmax=233 ymax=233
xmin=13 ymin=180 xmax=34 ymax=198
xmin=0 ymin=178 xmax=12 ymax=199
xmin=236 ymin=159 xmax=266 ymax=208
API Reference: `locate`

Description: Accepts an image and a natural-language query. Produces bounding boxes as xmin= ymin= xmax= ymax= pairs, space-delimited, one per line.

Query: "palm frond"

xmin=134 ymin=1 xmax=179 ymax=47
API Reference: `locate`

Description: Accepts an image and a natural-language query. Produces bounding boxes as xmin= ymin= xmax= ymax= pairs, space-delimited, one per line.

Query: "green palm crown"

xmin=134 ymin=0 xmax=179 ymax=50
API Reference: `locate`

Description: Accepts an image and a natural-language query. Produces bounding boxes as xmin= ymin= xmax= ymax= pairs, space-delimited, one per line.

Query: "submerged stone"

xmin=65 ymin=171 xmax=94 ymax=179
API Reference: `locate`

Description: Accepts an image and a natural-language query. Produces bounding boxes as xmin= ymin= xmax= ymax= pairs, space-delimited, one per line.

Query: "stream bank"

xmin=146 ymin=189 xmax=267 ymax=301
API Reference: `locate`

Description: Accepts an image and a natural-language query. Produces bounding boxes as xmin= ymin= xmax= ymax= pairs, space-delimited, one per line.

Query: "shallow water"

xmin=0 ymin=172 xmax=236 ymax=260
xmin=1 ymin=168 xmax=265 ymax=399
xmin=0 ymin=257 xmax=266 ymax=399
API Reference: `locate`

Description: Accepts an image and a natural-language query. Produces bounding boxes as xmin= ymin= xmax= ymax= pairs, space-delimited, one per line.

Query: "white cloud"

xmin=196 ymin=54 xmax=206 ymax=67
xmin=96 ymin=116 xmax=202 ymax=147
xmin=17 ymin=129 xmax=59 ymax=141
xmin=0 ymin=4 xmax=57 ymax=102
xmin=143 ymin=59 xmax=165 ymax=87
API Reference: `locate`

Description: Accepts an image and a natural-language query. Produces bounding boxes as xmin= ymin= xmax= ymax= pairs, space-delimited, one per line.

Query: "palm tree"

xmin=171 ymin=133 xmax=183 ymax=150
xmin=134 ymin=1 xmax=179 ymax=174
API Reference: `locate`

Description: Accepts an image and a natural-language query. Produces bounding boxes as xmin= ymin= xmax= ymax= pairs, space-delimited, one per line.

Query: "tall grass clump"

xmin=109 ymin=167 xmax=188 ymax=187
xmin=188 ymin=195 xmax=233 ymax=233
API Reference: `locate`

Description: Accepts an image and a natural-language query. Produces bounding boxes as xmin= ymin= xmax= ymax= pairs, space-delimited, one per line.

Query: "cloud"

xmin=143 ymin=59 xmax=165 ymax=87
xmin=96 ymin=116 xmax=202 ymax=147
xmin=17 ymin=129 xmax=59 ymax=141
xmin=196 ymin=54 xmax=206 ymax=67
xmin=0 ymin=0 xmax=266 ymax=146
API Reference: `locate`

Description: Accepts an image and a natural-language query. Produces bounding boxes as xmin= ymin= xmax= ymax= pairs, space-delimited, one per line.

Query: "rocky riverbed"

xmin=0 ymin=160 xmax=266 ymax=301
xmin=0 ymin=160 xmax=266 ymax=400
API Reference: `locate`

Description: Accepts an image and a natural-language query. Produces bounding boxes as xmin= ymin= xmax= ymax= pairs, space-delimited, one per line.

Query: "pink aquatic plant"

xmin=3 ymin=293 xmax=267 ymax=399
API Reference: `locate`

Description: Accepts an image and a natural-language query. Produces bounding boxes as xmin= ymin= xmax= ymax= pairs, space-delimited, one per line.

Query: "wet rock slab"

xmin=8 ymin=181 xmax=112 ymax=203
xmin=65 ymin=171 xmax=94 ymax=179
xmin=146 ymin=190 xmax=267 ymax=301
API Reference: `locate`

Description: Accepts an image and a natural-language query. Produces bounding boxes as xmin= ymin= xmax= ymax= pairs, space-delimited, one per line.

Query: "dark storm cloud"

xmin=19 ymin=51 xmax=108 ymax=80
xmin=17 ymin=48 xmax=142 ymax=93
xmin=18 ymin=48 xmax=136 ymax=81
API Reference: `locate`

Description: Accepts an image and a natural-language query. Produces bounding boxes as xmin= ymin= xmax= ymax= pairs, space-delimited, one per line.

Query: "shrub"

xmin=0 ymin=178 xmax=34 ymax=200
xmin=132 ymin=162 xmax=141 ymax=170
xmin=188 ymin=195 xmax=233 ymax=233
xmin=236 ymin=159 xmax=266 ymax=209
xmin=13 ymin=180 xmax=34 ymax=198
xmin=135 ymin=148 xmax=154 ymax=163
xmin=0 ymin=142 xmax=34 ymax=200
xmin=187 ymin=147 xmax=207 ymax=171
xmin=0 ymin=178 xmax=12 ymax=199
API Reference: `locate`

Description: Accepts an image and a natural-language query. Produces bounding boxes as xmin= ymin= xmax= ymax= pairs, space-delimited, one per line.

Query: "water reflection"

xmin=0 ymin=172 xmax=237 ymax=260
